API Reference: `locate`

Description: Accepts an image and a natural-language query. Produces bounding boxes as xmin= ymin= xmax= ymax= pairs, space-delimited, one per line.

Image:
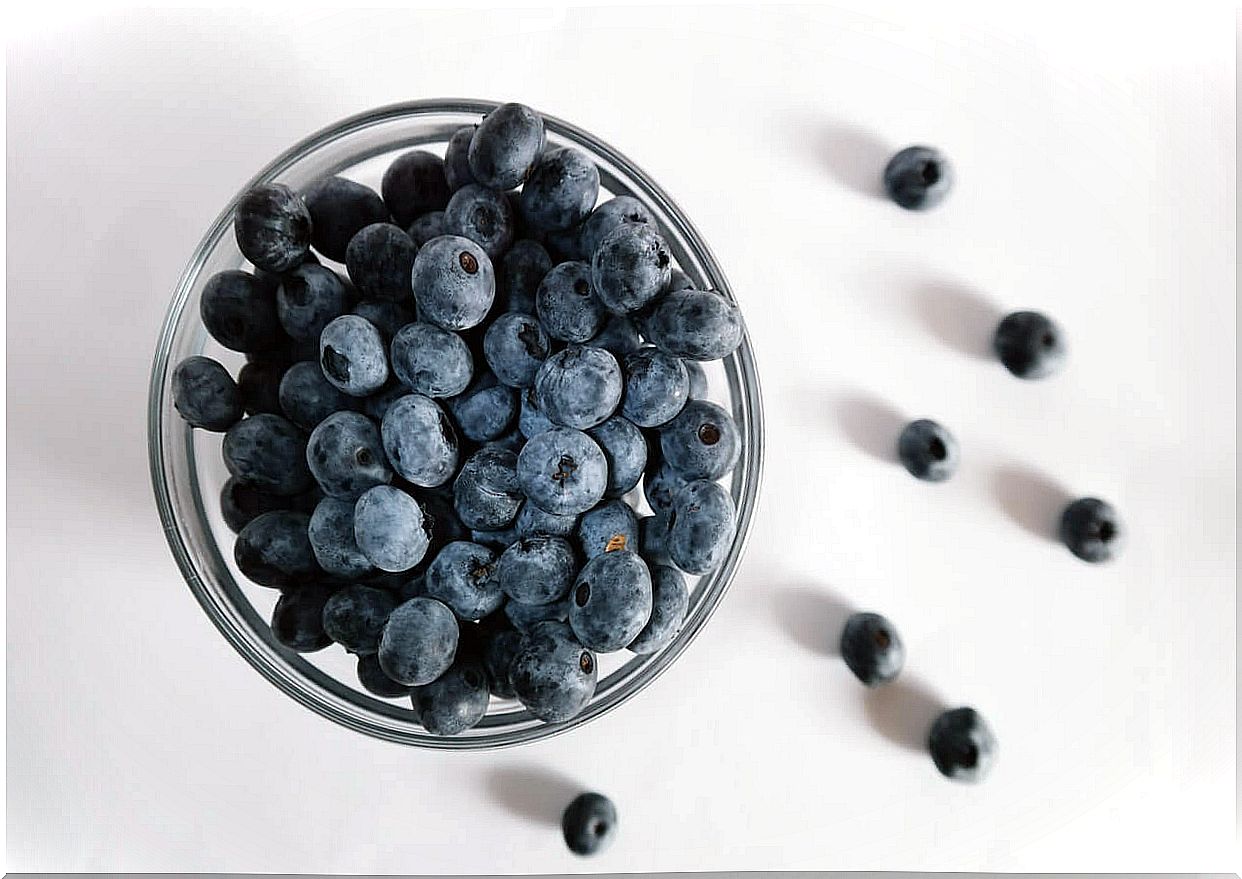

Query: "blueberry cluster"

xmin=172 ymin=103 xmax=746 ymax=735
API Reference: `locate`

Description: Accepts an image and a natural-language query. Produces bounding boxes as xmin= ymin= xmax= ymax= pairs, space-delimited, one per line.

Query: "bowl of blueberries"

xmin=148 ymin=99 xmax=764 ymax=749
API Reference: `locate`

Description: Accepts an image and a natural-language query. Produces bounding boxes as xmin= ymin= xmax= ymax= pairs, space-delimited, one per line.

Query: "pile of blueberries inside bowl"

xmin=171 ymin=103 xmax=747 ymax=737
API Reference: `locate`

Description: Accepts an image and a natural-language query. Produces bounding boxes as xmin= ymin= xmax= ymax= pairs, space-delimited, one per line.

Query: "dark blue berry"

xmin=377 ymin=597 xmax=459 ymax=686
xmin=322 ymin=584 xmax=397 ymax=655
xmin=642 ymin=461 xmax=685 ymax=515
xmin=562 ymin=792 xmax=617 ymax=856
xmin=628 ymin=564 xmax=688 ymax=654
xmin=468 ymin=103 xmax=545 ymax=191
xmin=353 ymin=299 xmax=414 ymax=342
xmin=509 ymin=621 xmax=597 ymax=721
xmin=497 ymin=535 xmax=577 ymax=605
xmin=278 ymin=360 xmax=354 ymax=430
xmin=485 ymin=428 xmax=526 ymax=456
xmin=659 ymin=400 xmax=740 ymax=480
xmin=381 ymin=393 xmax=458 ymax=488
xmin=220 ymin=477 xmax=312 ymax=534
xmin=407 ymin=210 xmax=448 ymax=247
xmin=453 ymin=446 xmax=523 ymax=530
xmin=356 ymin=652 xmax=413 ymax=698
xmin=308 ymin=496 xmax=374 ymax=578
xmin=319 ymin=314 xmax=389 ymax=397
xmin=271 ymin=582 xmax=335 ymax=653
xmin=443 ymin=126 xmax=478 ymax=192
xmin=637 ymin=512 xmax=672 ymax=567
xmin=897 ymin=419 xmax=959 ymax=482
xmin=481 ymin=626 xmax=523 ymax=698
xmin=576 ymin=499 xmax=638 ymax=559
xmin=237 ymin=359 xmax=286 ymax=416
xmin=667 ymin=479 xmax=736 ymax=575
xmin=587 ymin=315 xmax=641 ymax=359
xmin=518 ymin=385 xmax=556 ymax=439
xmin=504 ymin=596 xmax=571 ymax=632
xmin=883 ymin=145 xmax=953 ymax=211
xmin=304 ymin=176 xmax=390 ymax=263
xmin=412 ymin=657 xmax=490 ymax=735
xmin=448 ymin=371 xmax=518 ymax=442
xmin=569 ymin=550 xmax=651 ymax=652
xmin=223 ymin=413 xmax=312 ymax=496
xmin=425 ymin=540 xmax=503 ymax=621
xmin=993 ymin=311 xmax=1066 ymax=379
xmin=499 ymin=239 xmax=552 ymax=313
xmin=200 ymin=270 xmax=283 ymax=354
xmin=234 ymin=510 xmax=318 ymax=586
xmin=362 ymin=378 xmax=414 ymax=423
xmin=390 ymin=321 xmax=474 ymax=398
xmin=928 ymin=707 xmax=996 ymax=782
xmin=536 ymin=261 xmax=606 ymax=343
xmin=591 ymin=224 xmax=671 ymax=315
xmin=354 ymin=484 xmax=430 ymax=572
xmin=484 ymin=312 xmax=549 ymax=387
xmin=621 ymin=347 xmax=689 ymax=428
xmin=172 ymin=355 xmax=242 ymax=431
xmin=381 ymin=150 xmax=450 ymax=227
xmin=840 ymin=612 xmax=905 ymax=686
xmin=580 ymin=196 xmax=655 ymax=260
xmin=517 ymin=427 xmax=607 ymax=516
xmin=1059 ymin=497 xmax=1124 ymax=563
xmin=533 ymin=345 xmax=622 ymax=430
xmin=306 ymin=411 xmax=392 ymax=499
xmin=446 ymin=184 xmax=515 ymax=260
xmin=544 ymin=222 xmax=587 ymax=262
xmin=412 ymin=235 xmax=495 ymax=331
xmin=587 ymin=415 xmax=646 ymax=498
xmin=647 ymin=289 xmax=743 ymax=361
xmin=514 ymin=501 xmax=578 ymax=539
xmin=470 ymin=526 xmax=520 ymax=551
xmin=520 ymin=146 xmax=600 ymax=232
xmin=345 ymin=223 xmax=417 ymax=304
xmin=276 ymin=263 xmax=352 ymax=341
xmin=234 ymin=183 xmax=312 ymax=273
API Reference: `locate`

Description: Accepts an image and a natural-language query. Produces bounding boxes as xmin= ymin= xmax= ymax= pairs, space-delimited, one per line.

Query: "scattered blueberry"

xmin=172 ymin=356 xmax=242 ymax=431
xmin=407 ymin=210 xmax=448 ymax=247
xmin=223 ymin=413 xmax=313 ymax=496
xmin=928 ymin=707 xmax=996 ymax=782
xmin=278 ymin=360 xmax=355 ymax=430
xmin=1059 ymin=497 xmax=1124 ymax=563
xmin=381 ymin=150 xmax=450 ymax=227
xmin=520 ymin=146 xmax=600 ymax=232
xmin=562 ymin=792 xmax=617 ymax=856
xmin=897 ymin=419 xmax=959 ymax=482
xmin=390 ymin=321 xmax=474 ymax=398
xmin=840 ymin=612 xmax=905 ymax=686
xmin=993 ymin=311 xmax=1066 ymax=380
xmin=514 ymin=500 xmax=579 ymax=539
xmin=425 ymin=540 xmax=503 ymax=620
xmin=533 ymin=345 xmax=622 ymax=429
xmin=271 ymin=583 xmax=335 ymax=653
xmin=484 ymin=312 xmax=549 ymax=387
xmin=659 ymin=399 xmax=740 ymax=481
xmin=621 ymin=347 xmax=689 ymax=428
xmin=587 ymin=415 xmax=646 ymax=498
xmin=443 ymin=126 xmax=478 ymax=192
xmin=448 ymin=371 xmax=518 ymax=442
xmin=580 ymin=195 xmax=656 ymax=260
xmin=237 ymin=359 xmax=286 ymax=416
xmin=354 ymin=484 xmax=430 ymax=572
xmin=304 ymin=176 xmax=390 ymax=262
xmin=378 ymin=596 xmax=459 ymax=686
xmin=412 ymin=657 xmax=491 ymax=735
xmin=536 ymin=261 xmax=606 ymax=343
xmin=590 ymin=223 xmax=671 ymax=315
xmin=569 ymin=550 xmax=652 ymax=652
xmin=321 ymin=584 xmax=397 ymax=655
xmin=200 ymin=270 xmax=284 ymax=354
xmin=646 ymin=289 xmax=743 ymax=361
xmin=411 ymin=235 xmax=495 ymax=331
xmin=498 ymin=239 xmax=552 ymax=313
xmin=276 ymin=262 xmax=352 ymax=341
xmin=468 ymin=103 xmax=545 ymax=191
xmin=509 ymin=620 xmax=597 ymax=722
xmin=497 ymin=535 xmax=577 ymax=605
xmin=453 ymin=446 xmax=523 ymax=530
xmin=356 ymin=652 xmax=413 ymax=698
xmin=381 ymin=393 xmax=458 ymax=488
xmin=586 ymin=315 xmax=642 ymax=359
xmin=306 ymin=410 xmax=392 ymax=499
xmin=445 ymin=184 xmax=516 ymax=260
xmin=517 ymin=426 xmax=608 ymax=516
xmin=576 ymin=499 xmax=639 ymax=559
xmin=319 ymin=314 xmax=389 ymax=397
xmin=883 ymin=145 xmax=953 ymax=211
xmin=307 ymin=496 xmax=373 ymax=578
xmin=234 ymin=183 xmax=312 ymax=273
xmin=628 ymin=564 xmax=688 ymax=654
xmin=345 ymin=223 xmax=418 ymax=304
xmin=667 ymin=479 xmax=736 ymax=575
xmin=234 ymin=510 xmax=319 ymax=587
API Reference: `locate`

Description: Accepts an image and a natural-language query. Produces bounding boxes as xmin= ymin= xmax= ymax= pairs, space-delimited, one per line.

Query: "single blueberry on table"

xmin=278 ymin=361 xmax=354 ymax=431
xmin=576 ymin=499 xmax=639 ymax=559
xmin=484 ymin=312 xmax=549 ymax=388
xmin=453 ymin=446 xmax=523 ymax=531
xmin=587 ymin=415 xmax=646 ymax=498
xmin=562 ymin=792 xmax=618 ymax=856
xmin=378 ymin=596 xmax=460 ymax=686
xmin=840 ymin=612 xmax=905 ymax=686
xmin=993 ymin=310 xmax=1066 ymax=380
xmin=536 ymin=261 xmax=607 ymax=343
xmin=468 ymin=103 xmax=545 ymax=190
xmin=1059 ymin=497 xmax=1124 ymax=563
xmin=306 ymin=410 xmax=392 ymax=499
xmin=319 ymin=314 xmax=390 ymax=397
xmin=234 ymin=183 xmax=312 ymax=273
xmin=580 ymin=195 xmax=656 ymax=261
xmin=504 ymin=596 xmax=571 ymax=632
xmin=271 ymin=582 xmax=335 ymax=653
xmin=591 ymin=223 xmax=671 ymax=315
xmin=390 ymin=321 xmax=474 ymax=398
xmin=883 ymin=145 xmax=953 ymax=211
xmin=304 ymin=176 xmax=391 ymax=263
xmin=276 ymin=263 xmax=352 ymax=342
xmin=667 ymin=479 xmax=736 ymax=575
xmin=587 ymin=314 xmax=642 ymax=360
xmin=897 ymin=419 xmax=959 ymax=482
xmin=928 ymin=707 xmax=996 ymax=782
xmin=412 ymin=657 xmax=491 ymax=735
xmin=443 ymin=125 xmax=478 ymax=192
xmin=172 ymin=355 xmax=242 ymax=431
xmin=356 ymin=652 xmax=413 ymax=698
xmin=642 ymin=461 xmax=686 ymax=515
xmin=509 ymin=621 xmax=597 ymax=722
xmin=517 ymin=427 xmax=608 ymax=516
xmin=308 ymin=496 xmax=374 ymax=579
xmin=683 ymin=360 xmax=708 ymax=399
xmin=407 ymin=210 xmax=448 ymax=248
xmin=621 ymin=347 xmax=689 ymax=428
xmin=445 ymin=184 xmax=516 ymax=261
xmin=533 ymin=345 xmax=623 ymax=430
xmin=520 ymin=146 xmax=600 ymax=232
xmin=646 ymin=289 xmax=743 ymax=361
xmin=569 ymin=549 xmax=652 ymax=652
xmin=321 ymin=584 xmax=397 ymax=656
xmin=220 ymin=477 xmax=313 ymax=534
xmin=353 ymin=299 xmax=414 ymax=342
xmin=659 ymin=399 xmax=740 ymax=481
xmin=234 ymin=510 xmax=319 ymax=587
xmin=425 ymin=540 xmax=504 ymax=621
xmin=381 ymin=149 xmax=450 ymax=227
xmin=200 ymin=270 xmax=284 ymax=354
xmin=514 ymin=500 xmax=579 ymax=539
xmin=237 ymin=359 xmax=286 ymax=416
xmin=345 ymin=223 xmax=418 ymax=304
xmin=354 ymin=484 xmax=430 ymax=572
xmin=412 ymin=235 xmax=496 ymax=331
xmin=223 ymin=413 xmax=313 ymax=496
xmin=628 ymin=563 xmax=688 ymax=654
xmin=497 ymin=535 xmax=577 ymax=605
xmin=499 ymin=239 xmax=553 ymax=314
xmin=518 ymin=386 xmax=556 ymax=439
xmin=381 ymin=393 xmax=458 ymax=488
xmin=637 ymin=512 xmax=672 ymax=567
xmin=481 ymin=626 xmax=523 ymax=698
xmin=448 ymin=371 xmax=518 ymax=442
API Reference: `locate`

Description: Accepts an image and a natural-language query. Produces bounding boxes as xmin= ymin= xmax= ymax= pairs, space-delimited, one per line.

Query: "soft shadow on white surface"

xmin=862 ymin=675 xmax=948 ymax=753
xmin=485 ymin=765 xmax=584 ymax=828
xmin=782 ymin=112 xmax=892 ymax=198
xmin=904 ymin=280 xmax=1001 ymax=361
xmin=833 ymin=393 xmax=905 ymax=463
xmin=988 ymin=463 xmax=1073 ymax=542
xmin=772 ymin=583 xmax=856 ymax=657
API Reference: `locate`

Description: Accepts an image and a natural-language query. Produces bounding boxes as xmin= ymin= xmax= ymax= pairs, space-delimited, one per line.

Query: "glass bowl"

xmin=148 ymin=99 xmax=764 ymax=749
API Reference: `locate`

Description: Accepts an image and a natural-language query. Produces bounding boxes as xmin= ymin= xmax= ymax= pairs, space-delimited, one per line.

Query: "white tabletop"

xmin=5 ymin=4 xmax=1235 ymax=873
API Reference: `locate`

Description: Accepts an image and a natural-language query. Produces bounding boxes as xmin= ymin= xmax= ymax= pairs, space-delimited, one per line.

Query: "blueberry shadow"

xmin=784 ymin=113 xmax=891 ymax=198
xmin=863 ymin=674 xmax=947 ymax=752
xmin=772 ymin=584 xmax=856 ymax=657
xmin=906 ymin=281 xmax=1002 ymax=361
xmin=485 ymin=765 xmax=582 ymax=828
xmin=989 ymin=464 xmax=1073 ymax=542
xmin=834 ymin=394 xmax=905 ymax=464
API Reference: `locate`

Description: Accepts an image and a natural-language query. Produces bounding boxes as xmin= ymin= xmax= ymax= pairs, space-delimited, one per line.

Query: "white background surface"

xmin=5 ymin=4 xmax=1236 ymax=874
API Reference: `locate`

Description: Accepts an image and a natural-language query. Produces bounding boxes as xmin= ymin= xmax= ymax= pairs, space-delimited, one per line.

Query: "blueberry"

xmin=667 ymin=479 xmax=736 ymax=575
xmin=220 ymin=477 xmax=311 ymax=533
xmin=352 ymin=299 xmax=414 ymax=342
xmin=520 ymin=146 xmax=600 ymax=232
xmin=897 ymin=419 xmax=959 ymax=482
xmin=514 ymin=501 xmax=579 ymax=539
xmin=453 ymin=446 xmax=523 ymax=530
xmin=415 ymin=489 xmax=471 ymax=558
xmin=470 ymin=526 xmax=520 ymax=551
xmin=223 ymin=413 xmax=312 ymax=496
xmin=576 ymin=499 xmax=639 ymax=559
xmin=381 ymin=393 xmax=458 ymax=488
xmin=319 ymin=314 xmax=389 ymax=397
xmin=237 ymin=359 xmax=286 ymax=416
xmin=627 ymin=564 xmax=688 ymax=654
xmin=468 ymin=103 xmax=545 ymax=190
xmin=509 ymin=621 xmax=597 ymax=721
xmin=234 ymin=510 xmax=319 ymax=587
xmin=840 ymin=612 xmax=905 ymax=686
xmin=536 ymin=261 xmax=606 ymax=343
xmin=354 ymin=484 xmax=430 ymax=572
xmin=422 ymin=540 xmax=501 ymax=620
xmin=412 ymin=657 xmax=490 ymax=735
xmin=642 ymin=461 xmax=685 ymax=515
xmin=356 ymin=652 xmax=413 ymax=698
xmin=562 ymin=792 xmax=617 ymax=856
xmin=533 ymin=345 xmax=622 ymax=430
xmin=517 ymin=427 xmax=608 ymax=516
xmin=378 ymin=596 xmax=459 ymax=686
xmin=993 ymin=311 xmax=1066 ymax=380
xmin=308 ymin=496 xmax=374 ymax=578
xmin=306 ymin=411 xmax=392 ymax=499
xmin=448 ymin=371 xmax=518 ymax=442
xmin=172 ymin=355 xmax=242 ymax=431
xmin=621 ymin=347 xmax=689 ymax=428
xmin=659 ymin=400 xmax=740 ymax=481
xmin=200 ymin=270 xmax=283 ymax=353
xmin=497 ymin=535 xmax=577 ymax=605
xmin=322 ymin=584 xmax=397 ymax=655
xmin=275 ymin=263 xmax=350 ymax=341
xmin=304 ymin=176 xmax=390 ymax=263
xmin=499 ymin=239 xmax=553 ymax=313
xmin=445 ymin=184 xmax=516 ymax=260
xmin=407 ymin=210 xmax=448 ymax=248
xmin=271 ymin=582 xmax=335 ymax=652
xmin=580 ymin=195 xmax=656 ymax=260
xmin=518 ymin=386 xmax=555 ymax=439
xmin=481 ymin=626 xmax=523 ymax=698
xmin=443 ymin=126 xmax=478 ymax=192
xmin=646 ymin=289 xmax=743 ymax=361
xmin=683 ymin=360 xmax=708 ymax=399
xmin=278 ymin=361 xmax=353 ymax=430
xmin=928 ymin=707 xmax=996 ymax=782
xmin=1059 ymin=497 xmax=1124 ymax=563
xmin=390 ymin=321 xmax=474 ymax=398
xmin=484 ymin=312 xmax=549 ymax=388
xmin=637 ymin=512 xmax=672 ymax=566
xmin=504 ymin=596 xmax=571 ymax=632
xmin=590 ymin=224 xmax=671 ymax=315
xmin=381 ymin=150 xmax=450 ymax=227
xmin=569 ymin=550 xmax=652 ymax=652
xmin=544 ymin=222 xmax=587 ymax=262
xmin=233 ymin=183 xmax=312 ymax=273
xmin=587 ymin=315 xmax=642 ymax=359
xmin=412 ymin=235 xmax=495 ymax=331
xmin=883 ymin=145 xmax=953 ymax=211
xmin=587 ymin=415 xmax=646 ymax=498
xmin=344 ymin=223 xmax=418 ymax=305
